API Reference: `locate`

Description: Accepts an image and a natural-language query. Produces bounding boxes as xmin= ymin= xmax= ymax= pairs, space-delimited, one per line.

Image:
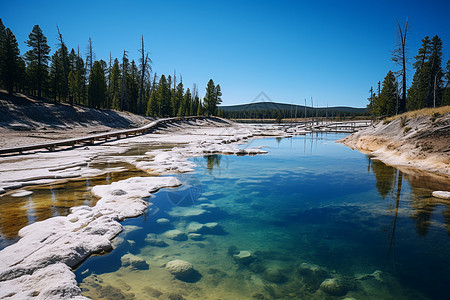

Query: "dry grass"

xmin=385 ymin=106 xmax=450 ymax=121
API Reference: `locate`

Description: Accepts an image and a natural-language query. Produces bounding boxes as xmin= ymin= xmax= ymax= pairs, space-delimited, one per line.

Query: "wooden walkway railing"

xmin=0 ymin=116 xmax=210 ymax=155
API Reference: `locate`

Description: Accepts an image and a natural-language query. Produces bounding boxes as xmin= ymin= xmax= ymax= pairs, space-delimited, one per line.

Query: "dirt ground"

xmin=0 ymin=91 xmax=152 ymax=148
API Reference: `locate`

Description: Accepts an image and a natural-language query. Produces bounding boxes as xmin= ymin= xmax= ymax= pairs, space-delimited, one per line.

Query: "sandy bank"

xmin=338 ymin=113 xmax=450 ymax=176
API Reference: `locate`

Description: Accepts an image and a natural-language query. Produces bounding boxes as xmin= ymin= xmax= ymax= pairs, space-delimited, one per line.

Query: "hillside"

xmin=0 ymin=91 xmax=151 ymax=148
xmin=219 ymin=101 xmax=367 ymax=119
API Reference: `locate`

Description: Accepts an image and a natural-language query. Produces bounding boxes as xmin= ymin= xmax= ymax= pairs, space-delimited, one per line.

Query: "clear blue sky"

xmin=1 ymin=0 xmax=449 ymax=108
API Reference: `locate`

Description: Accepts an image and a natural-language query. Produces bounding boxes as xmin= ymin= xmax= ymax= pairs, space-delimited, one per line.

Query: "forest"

xmin=368 ymin=20 xmax=450 ymax=116
xmin=0 ymin=19 xmax=222 ymax=117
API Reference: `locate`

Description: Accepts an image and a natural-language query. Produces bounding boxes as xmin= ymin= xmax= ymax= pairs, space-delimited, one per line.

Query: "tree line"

xmin=0 ymin=19 xmax=222 ymax=117
xmin=368 ymin=20 xmax=450 ymax=116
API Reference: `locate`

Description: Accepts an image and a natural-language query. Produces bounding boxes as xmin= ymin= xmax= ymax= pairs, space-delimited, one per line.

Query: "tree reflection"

xmin=205 ymin=155 xmax=222 ymax=173
xmin=370 ymin=158 xmax=450 ymax=237
xmin=371 ymin=160 xmax=396 ymax=199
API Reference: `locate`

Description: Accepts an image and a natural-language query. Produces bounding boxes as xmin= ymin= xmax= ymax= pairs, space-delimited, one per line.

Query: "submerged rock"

xmin=11 ymin=190 xmax=33 ymax=197
xmin=168 ymin=207 xmax=207 ymax=218
xmin=146 ymin=238 xmax=169 ymax=247
xmin=263 ymin=268 xmax=287 ymax=283
xmin=156 ymin=218 xmax=171 ymax=225
xmin=164 ymin=230 xmax=188 ymax=241
xmin=432 ymin=191 xmax=450 ymax=200
xmin=320 ymin=276 xmax=355 ymax=296
xmin=121 ymin=253 xmax=149 ymax=270
xmin=188 ymin=233 xmax=204 ymax=241
xmin=233 ymin=251 xmax=255 ymax=265
xmin=186 ymin=221 xmax=223 ymax=235
xmin=165 ymin=260 xmax=194 ymax=279
xmin=298 ymin=263 xmax=329 ymax=291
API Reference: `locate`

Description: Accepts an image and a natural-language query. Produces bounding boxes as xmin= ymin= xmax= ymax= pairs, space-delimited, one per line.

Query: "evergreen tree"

xmin=407 ymin=36 xmax=431 ymax=110
xmin=0 ymin=19 xmax=6 ymax=89
xmin=426 ymin=36 xmax=443 ymax=107
xmin=110 ymin=58 xmax=121 ymax=109
xmin=215 ymin=84 xmax=222 ymax=115
xmin=159 ymin=74 xmax=171 ymax=116
xmin=56 ymin=26 xmax=70 ymax=103
xmin=442 ymin=60 xmax=450 ymax=106
xmin=24 ymin=25 xmax=50 ymax=97
xmin=126 ymin=60 xmax=139 ymax=113
xmin=375 ymin=71 xmax=397 ymax=116
xmin=203 ymin=79 xmax=216 ymax=115
xmin=146 ymin=74 xmax=159 ymax=116
xmin=0 ymin=27 xmax=21 ymax=94
xmin=173 ymin=81 xmax=184 ymax=116
xmin=88 ymin=61 xmax=107 ymax=109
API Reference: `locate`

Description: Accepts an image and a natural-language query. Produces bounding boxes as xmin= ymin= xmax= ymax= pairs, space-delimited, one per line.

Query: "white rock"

xmin=164 ymin=229 xmax=188 ymax=241
xmin=0 ymin=263 xmax=89 ymax=299
xmin=168 ymin=207 xmax=207 ymax=218
xmin=165 ymin=259 xmax=194 ymax=278
xmin=432 ymin=191 xmax=450 ymax=200
xmin=10 ymin=190 xmax=33 ymax=197
xmin=233 ymin=251 xmax=255 ymax=265
xmin=156 ymin=218 xmax=171 ymax=224
xmin=121 ymin=253 xmax=149 ymax=270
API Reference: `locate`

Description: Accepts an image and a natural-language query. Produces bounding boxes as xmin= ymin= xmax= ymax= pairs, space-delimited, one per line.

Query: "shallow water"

xmin=72 ymin=134 xmax=449 ymax=299
xmin=0 ymin=164 xmax=151 ymax=249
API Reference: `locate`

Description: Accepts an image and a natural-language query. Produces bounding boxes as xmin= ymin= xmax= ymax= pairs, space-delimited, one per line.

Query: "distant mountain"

xmin=219 ymin=101 xmax=367 ymax=119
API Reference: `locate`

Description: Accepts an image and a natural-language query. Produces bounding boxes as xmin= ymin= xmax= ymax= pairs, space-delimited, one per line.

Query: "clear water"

xmin=75 ymin=134 xmax=450 ymax=300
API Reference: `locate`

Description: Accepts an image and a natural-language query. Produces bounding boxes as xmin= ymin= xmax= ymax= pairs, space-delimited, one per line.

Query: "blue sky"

xmin=1 ymin=0 xmax=449 ymax=107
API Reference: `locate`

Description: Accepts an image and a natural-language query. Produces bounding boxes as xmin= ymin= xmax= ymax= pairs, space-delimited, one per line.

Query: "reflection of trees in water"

xmin=205 ymin=155 xmax=222 ymax=173
xmin=371 ymin=160 xmax=396 ymax=199
xmin=369 ymin=158 xmax=450 ymax=237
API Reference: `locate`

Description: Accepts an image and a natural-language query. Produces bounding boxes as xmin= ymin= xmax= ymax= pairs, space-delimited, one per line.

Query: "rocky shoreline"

xmin=338 ymin=113 xmax=450 ymax=177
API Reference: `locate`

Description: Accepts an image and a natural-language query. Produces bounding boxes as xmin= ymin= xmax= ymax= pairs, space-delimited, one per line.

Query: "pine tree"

xmin=375 ymin=71 xmax=397 ymax=116
xmin=88 ymin=61 xmax=107 ymax=109
xmin=24 ymin=25 xmax=50 ymax=98
xmin=127 ymin=60 xmax=139 ymax=113
xmin=0 ymin=27 xmax=21 ymax=94
xmin=159 ymin=74 xmax=171 ymax=116
xmin=407 ymin=36 xmax=432 ymax=110
xmin=203 ymin=79 xmax=216 ymax=116
xmin=442 ymin=60 xmax=450 ymax=106
xmin=173 ymin=81 xmax=184 ymax=116
xmin=426 ymin=36 xmax=443 ymax=107
xmin=110 ymin=58 xmax=121 ymax=109
xmin=56 ymin=26 xmax=70 ymax=103
xmin=146 ymin=74 xmax=159 ymax=116
xmin=215 ymin=84 xmax=222 ymax=115
xmin=0 ymin=19 xmax=6 ymax=89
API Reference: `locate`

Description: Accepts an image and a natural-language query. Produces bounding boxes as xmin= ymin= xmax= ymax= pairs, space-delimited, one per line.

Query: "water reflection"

xmin=205 ymin=155 xmax=222 ymax=173
xmin=0 ymin=168 xmax=151 ymax=249
xmin=369 ymin=159 xmax=450 ymax=237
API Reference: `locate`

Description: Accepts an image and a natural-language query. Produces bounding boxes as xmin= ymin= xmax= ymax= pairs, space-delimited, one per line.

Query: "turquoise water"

xmin=75 ymin=134 xmax=450 ymax=299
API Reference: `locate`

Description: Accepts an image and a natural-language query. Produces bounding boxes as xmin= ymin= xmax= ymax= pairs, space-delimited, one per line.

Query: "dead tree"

xmin=392 ymin=18 xmax=408 ymax=114
xmin=138 ymin=35 xmax=151 ymax=114
xmin=56 ymin=25 xmax=71 ymax=105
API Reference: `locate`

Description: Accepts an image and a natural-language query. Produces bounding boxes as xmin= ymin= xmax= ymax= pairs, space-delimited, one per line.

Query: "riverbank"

xmin=338 ymin=110 xmax=450 ymax=177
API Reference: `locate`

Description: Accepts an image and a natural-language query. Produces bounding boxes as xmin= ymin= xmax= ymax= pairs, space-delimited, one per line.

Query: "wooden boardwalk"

xmin=0 ymin=116 xmax=210 ymax=155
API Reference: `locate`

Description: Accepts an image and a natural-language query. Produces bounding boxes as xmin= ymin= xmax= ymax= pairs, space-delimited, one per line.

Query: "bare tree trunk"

xmin=121 ymin=50 xmax=127 ymax=111
xmin=396 ymin=18 xmax=408 ymax=113
xmin=138 ymin=35 xmax=147 ymax=115
xmin=56 ymin=26 xmax=71 ymax=105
